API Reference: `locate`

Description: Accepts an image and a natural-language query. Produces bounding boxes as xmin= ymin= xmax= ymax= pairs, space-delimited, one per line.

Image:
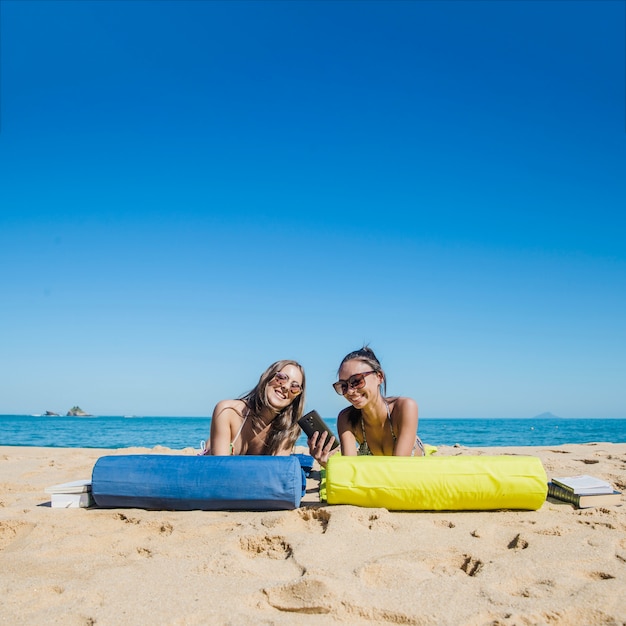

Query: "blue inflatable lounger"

xmin=91 ymin=455 xmax=306 ymax=511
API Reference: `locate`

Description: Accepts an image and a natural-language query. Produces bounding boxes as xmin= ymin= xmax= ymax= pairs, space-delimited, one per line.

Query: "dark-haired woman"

xmin=309 ymin=347 xmax=423 ymax=467
xmin=202 ymin=360 xmax=306 ymax=456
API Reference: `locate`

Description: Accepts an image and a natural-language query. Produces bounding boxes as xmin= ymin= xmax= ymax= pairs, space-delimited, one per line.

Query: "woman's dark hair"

xmin=241 ymin=360 xmax=306 ymax=455
xmin=338 ymin=346 xmax=386 ymax=428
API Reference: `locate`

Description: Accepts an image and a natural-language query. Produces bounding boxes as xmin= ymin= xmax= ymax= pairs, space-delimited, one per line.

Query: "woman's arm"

xmin=307 ymin=409 xmax=356 ymax=467
xmin=390 ymin=397 xmax=419 ymax=456
xmin=337 ymin=409 xmax=357 ymax=457
xmin=208 ymin=400 xmax=240 ymax=456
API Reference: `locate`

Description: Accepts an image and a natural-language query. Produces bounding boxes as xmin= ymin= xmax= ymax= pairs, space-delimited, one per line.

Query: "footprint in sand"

xmin=460 ymin=554 xmax=484 ymax=576
xmin=264 ymin=576 xmax=334 ymax=614
xmin=240 ymin=534 xmax=293 ymax=559
xmin=297 ymin=507 xmax=330 ymax=533
xmin=347 ymin=508 xmax=398 ymax=531
xmin=272 ymin=570 xmax=425 ymax=624
xmin=261 ymin=507 xmax=331 ymax=533
xmin=511 ymin=578 xmax=556 ymax=598
xmin=586 ymin=570 xmax=616 ymax=581
xmin=358 ymin=552 xmax=434 ymax=589
xmin=434 ymin=519 xmax=456 ymax=529
xmin=507 ymin=533 xmax=529 ymax=550
xmin=144 ymin=520 xmax=174 ymax=536
xmin=136 ymin=546 xmax=153 ymax=558
xmin=112 ymin=513 xmax=174 ymax=535
xmin=114 ymin=512 xmax=141 ymax=525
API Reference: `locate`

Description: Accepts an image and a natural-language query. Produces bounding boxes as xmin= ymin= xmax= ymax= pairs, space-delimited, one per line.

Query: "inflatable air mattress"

xmin=92 ymin=454 xmax=305 ymax=510
xmin=325 ymin=454 xmax=547 ymax=510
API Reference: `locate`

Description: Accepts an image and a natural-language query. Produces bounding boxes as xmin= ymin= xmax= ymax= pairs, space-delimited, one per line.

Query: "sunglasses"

xmin=332 ymin=370 xmax=377 ymax=395
xmin=270 ymin=372 xmax=303 ymax=395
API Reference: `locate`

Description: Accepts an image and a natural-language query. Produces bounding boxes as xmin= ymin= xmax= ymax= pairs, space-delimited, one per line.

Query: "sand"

xmin=1 ymin=442 xmax=625 ymax=625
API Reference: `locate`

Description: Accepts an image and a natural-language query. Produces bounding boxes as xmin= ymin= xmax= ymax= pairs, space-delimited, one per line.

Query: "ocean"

xmin=1 ymin=415 xmax=625 ymax=450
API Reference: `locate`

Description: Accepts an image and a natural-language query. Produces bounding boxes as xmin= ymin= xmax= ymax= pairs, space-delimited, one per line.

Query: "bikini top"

xmin=358 ymin=401 xmax=395 ymax=456
xmin=358 ymin=400 xmax=424 ymax=457
xmin=229 ymin=410 xmax=249 ymax=455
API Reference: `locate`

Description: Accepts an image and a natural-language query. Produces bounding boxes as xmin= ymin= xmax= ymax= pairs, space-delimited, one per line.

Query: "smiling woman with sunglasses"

xmin=308 ymin=346 xmax=424 ymax=467
xmin=201 ymin=360 xmax=306 ymax=456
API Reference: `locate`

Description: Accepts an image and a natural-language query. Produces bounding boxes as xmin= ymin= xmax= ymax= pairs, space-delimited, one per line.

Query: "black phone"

xmin=298 ymin=410 xmax=340 ymax=450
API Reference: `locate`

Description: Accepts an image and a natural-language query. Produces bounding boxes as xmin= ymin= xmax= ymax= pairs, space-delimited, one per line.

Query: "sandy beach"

xmin=1 ymin=443 xmax=625 ymax=625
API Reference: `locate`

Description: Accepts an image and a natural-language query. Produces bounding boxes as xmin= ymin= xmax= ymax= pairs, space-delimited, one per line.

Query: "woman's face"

xmin=266 ymin=364 xmax=303 ymax=411
xmin=337 ymin=359 xmax=382 ymax=408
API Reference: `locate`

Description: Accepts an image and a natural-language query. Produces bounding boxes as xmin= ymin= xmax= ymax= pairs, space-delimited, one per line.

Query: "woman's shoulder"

xmin=337 ymin=406 xmax=359 ymax=429
xmin=337 ymin=406 xmax=354 ymax=419
xmin=213 ymin=399 xmax=247 ymax=418
xmin=388 ymin=396 xmax=418 ymax=413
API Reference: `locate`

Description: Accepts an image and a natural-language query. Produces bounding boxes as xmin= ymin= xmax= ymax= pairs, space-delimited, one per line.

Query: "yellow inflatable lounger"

xmin=325 ymin=455 xmax=548 ymax=511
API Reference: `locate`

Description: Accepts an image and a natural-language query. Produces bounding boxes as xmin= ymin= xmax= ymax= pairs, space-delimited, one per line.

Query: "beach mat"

xmin=91 ymin=455 xmax=304 ymax=510
xmin=325 ymin=454 xmax=548 ymax=510
xmin=292 ymin=453 xmax=314 ymax=476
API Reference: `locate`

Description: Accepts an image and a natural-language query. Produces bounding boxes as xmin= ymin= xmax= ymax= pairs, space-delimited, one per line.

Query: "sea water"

xmin=1 ymin=415 xmax=625 ymax=450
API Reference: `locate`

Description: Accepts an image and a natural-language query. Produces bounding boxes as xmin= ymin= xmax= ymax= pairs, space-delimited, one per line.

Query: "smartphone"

xmin=298 ymin=410 xmax=340 ymax=450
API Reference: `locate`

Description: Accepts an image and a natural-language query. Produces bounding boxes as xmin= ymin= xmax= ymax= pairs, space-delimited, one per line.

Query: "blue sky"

xmin=1 ymin=0 xmax=624 ymax=418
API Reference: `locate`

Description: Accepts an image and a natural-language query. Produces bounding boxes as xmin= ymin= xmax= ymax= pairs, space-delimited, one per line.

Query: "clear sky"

xmin=1 ymin=0 xmax=624 ymax=418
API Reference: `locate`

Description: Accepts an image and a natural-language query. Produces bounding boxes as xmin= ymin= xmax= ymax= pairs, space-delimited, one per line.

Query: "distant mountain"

xmin=532 ymin=412 xmax=564 ymax=420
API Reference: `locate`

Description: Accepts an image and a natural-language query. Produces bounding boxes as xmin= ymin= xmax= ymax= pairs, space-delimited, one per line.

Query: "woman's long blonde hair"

xmin=241 ymin=359 xmax=306 ymax=454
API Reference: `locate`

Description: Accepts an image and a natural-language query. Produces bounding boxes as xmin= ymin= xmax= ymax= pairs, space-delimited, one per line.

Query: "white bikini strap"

xmin=231 ymin=411 xmax=248 ymax=447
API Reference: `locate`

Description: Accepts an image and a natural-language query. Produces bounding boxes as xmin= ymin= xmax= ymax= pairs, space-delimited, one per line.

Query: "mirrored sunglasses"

xmin=271 ymin=371 xmax=303 ymax=395
xmin=332 ymin=370 xmax=377 ymax=395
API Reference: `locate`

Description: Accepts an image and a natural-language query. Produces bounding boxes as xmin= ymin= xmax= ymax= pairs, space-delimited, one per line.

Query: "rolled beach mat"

xmin=325 ymin=454 xmax=548 ymax=510
xmin=91 ymin=454 xmax=304 ymax=511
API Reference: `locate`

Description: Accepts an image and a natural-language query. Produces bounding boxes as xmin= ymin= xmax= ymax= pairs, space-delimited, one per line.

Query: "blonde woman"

xmin=203 ymin=360 xmax=306 ymax=456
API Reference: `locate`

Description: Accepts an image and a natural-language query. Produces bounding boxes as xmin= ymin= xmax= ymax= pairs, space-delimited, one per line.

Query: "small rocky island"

xmin=532 ymin=412 xmax=564 ymax=420
xmin=66 ymin=406 xmax=93 ymax=417
xmin=44 ymin=411 xmax=60 ymax=416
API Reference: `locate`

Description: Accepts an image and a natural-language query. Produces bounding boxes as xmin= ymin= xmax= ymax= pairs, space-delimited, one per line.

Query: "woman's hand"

xmin=308 ymin=431 xmax=339 ymax=468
